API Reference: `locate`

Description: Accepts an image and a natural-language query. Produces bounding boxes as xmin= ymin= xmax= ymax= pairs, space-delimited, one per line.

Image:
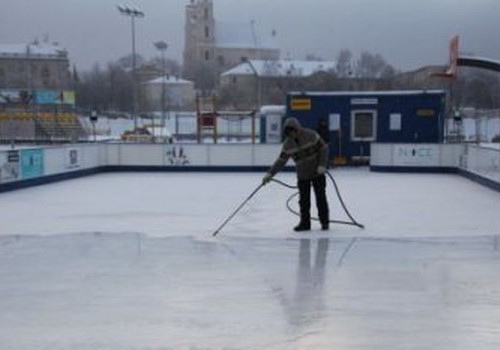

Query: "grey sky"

xmin=1 ymin=0 xmax=499 ymax=72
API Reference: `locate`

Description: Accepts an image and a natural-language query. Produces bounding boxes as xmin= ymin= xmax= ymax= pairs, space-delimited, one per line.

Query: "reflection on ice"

xmin=1 ymin=233 xmax=499 ymax=349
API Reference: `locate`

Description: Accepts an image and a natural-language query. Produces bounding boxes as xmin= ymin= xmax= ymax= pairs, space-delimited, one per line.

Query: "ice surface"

xmin=0 ymin=168 xmax=499 ymax=349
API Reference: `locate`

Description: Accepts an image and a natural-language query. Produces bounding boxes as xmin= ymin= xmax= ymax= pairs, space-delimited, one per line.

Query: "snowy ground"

xmin=0 ymin=168 xmax=499 ymax=349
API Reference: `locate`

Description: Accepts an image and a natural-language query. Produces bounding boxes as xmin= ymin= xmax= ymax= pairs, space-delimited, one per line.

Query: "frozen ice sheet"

xmin=0 ymin=169 xmax=499 ymax=238
xmin=0 ymin=233 xmax=499 ymax=349
xmin=0 ymin=169 xmax=499 ymax=349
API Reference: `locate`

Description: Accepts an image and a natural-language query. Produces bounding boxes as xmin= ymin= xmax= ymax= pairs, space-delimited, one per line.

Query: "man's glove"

xmin=262 ymin=173 xmax=273 ymax=185
xmin=317 ymin=166 xmax=327 ymax=175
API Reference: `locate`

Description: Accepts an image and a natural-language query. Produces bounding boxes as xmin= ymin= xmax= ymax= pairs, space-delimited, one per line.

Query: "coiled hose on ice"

xmin=271 ymin=171 xmax=365 ymax=229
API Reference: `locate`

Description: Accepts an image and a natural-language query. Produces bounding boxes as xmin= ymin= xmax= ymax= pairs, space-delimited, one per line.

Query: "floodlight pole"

xmin=117 ymin=5 xmax=145 ymax=133
xmin=154 ymin=41 xmax=168 ymax=142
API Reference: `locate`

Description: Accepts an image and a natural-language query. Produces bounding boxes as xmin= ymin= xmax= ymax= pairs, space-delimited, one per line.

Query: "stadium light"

xmin=117 ymin=4 xmax=145 ymax=133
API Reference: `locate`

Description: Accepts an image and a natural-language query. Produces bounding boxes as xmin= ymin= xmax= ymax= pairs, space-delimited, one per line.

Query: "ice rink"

xmin=1 ymin=168 xmax=499 ymax=349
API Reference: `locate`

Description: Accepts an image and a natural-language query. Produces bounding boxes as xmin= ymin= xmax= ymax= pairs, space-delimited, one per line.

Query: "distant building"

xmin=286 ymin=90 xmax=447 ymax=165
xmin=220 ymin=59 xmax=336 ymax=107
xmin=0 ymin=41 xmax=84 ymax=143
xmin=0 ymin=41 xmax=71 ymax=90
xmin=391 ymin=65 xmax=450 ymax=90
xmin=143 ymin=76 xmax=196 ymax=111
xmin=221 ymin=59 xmax=336 ymax=83
xmin=183 ymin=0 xmax=280 ymax=85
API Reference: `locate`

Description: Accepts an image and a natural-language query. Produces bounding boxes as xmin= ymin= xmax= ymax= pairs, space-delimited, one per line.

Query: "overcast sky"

xmin=1 ymin=0 xmax=499 ymax=72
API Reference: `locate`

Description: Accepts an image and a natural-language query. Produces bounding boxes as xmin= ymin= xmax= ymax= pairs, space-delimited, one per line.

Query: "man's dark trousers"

xmin=297 ymin=174 xmax=329 ymax=227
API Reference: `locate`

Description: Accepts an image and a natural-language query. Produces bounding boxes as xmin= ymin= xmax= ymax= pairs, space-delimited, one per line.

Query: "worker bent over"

xmin=263 ymin=117 xmax=330 ymax=232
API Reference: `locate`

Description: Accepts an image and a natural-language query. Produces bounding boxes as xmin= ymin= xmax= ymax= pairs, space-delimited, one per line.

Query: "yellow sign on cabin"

xmin=290 ymin=98 xmax=312 ymax=111
xmin=417 ymin=109 xmax=436 ymax=117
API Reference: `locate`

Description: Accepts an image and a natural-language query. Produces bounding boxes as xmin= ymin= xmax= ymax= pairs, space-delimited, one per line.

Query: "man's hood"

xmin=283 ymin=117 xmax=302 ymax=131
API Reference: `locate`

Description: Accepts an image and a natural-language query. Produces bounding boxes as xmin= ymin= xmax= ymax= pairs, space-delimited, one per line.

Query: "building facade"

xmin=143 ymin=76 xmax=196 ymax=111
xmin=286 ymin=90 xmax=446 ymax=164
xmin=183 ymin=0 xmax=280 ymax=85
xmin=0 ymin=42 xmax=71 ymax=91
xmin=0 ymin=42 xmax=83 ymax=143
xmin=219 ymin=59 xmax=336 ymax=108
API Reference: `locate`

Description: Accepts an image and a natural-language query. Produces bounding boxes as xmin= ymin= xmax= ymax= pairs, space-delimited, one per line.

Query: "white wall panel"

xmin=371 ymin=143 xmax=461 ymax=168
xmin=252 ymin=145 xmax=283 ymax=166
xmin=118 ymin=144 xmax=164 ymax=166
xmin=7 ymin=143 xmax=496 ymax=189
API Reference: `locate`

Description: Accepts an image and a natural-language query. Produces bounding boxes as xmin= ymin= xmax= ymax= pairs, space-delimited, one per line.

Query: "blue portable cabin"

xmin=285 ymin=90 xmax=446 ymax=164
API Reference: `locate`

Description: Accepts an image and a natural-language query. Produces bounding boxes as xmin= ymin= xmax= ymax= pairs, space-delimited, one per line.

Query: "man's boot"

xmin=294 ymin=221 xmax=311 ymax=232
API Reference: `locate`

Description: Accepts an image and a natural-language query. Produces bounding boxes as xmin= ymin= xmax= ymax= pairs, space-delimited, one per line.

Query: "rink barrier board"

xmin=0 ymin=143 xmax=498 ymax=193
xmin=457 ymin=168 xmax=500 ymax=193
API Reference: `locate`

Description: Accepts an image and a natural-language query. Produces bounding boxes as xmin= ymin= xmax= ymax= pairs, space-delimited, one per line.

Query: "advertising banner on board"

xmin=0 ymin=150 xmax=20 ymax=182
xmin=21 ymin=149 xmax=44 ymax=179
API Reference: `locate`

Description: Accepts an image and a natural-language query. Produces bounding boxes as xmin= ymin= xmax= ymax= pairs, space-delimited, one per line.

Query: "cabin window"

xmin=390 ymin=113 xmax=402 ymax=131
xmin=351 ymin=110 xmax=377 ymax=141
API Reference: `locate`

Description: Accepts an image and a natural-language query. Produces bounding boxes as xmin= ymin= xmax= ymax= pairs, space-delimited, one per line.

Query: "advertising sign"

xmin=66 ymin=148 xmax=80 ymax=169
xmin=290 ymin=98 xmax=312 ymax=111
xmin=393 ymin=144 xmax=440 ymax=166
xmin=21 ymin=149 xmax=44 ymax=179
xmin=35 ymin=90 xmax=62 ymax=104
xmin=0 ymin=89 xmax=75 ymax=105
xmin=0 ymin=150 xmax=20 ymax=182
xmin=166 ymin=146 xmax=190 ymax=166
xmin=265 ymin=114 xmax=282 ymax=144
xmin=0 ymin=90 xmax=33 ymax=104
xmin=329 ymin=114 xmax=340 ymax=131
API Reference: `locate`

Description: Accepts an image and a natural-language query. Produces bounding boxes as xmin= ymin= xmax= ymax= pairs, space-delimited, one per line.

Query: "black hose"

xmin=271 ymin=171 xmax=365 ymax=229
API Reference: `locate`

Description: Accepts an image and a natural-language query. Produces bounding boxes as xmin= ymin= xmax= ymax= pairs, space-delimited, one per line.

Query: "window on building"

xmin=41 ymin=66 xmax=51 ymax=87
xmin=205 ymin=26 xmax=210 ymax=38
xmin=204 ymin=7 xmax=209 ymax=19
xmin=204 ymin=50 xmax=210 ymax=61
xmin=351 ymin=110 xmax=377 ymax=141
xmin=390 ymin=113 xmax=402 ymax=131
xmin=0 ymin=68 xmax=5 ymax=87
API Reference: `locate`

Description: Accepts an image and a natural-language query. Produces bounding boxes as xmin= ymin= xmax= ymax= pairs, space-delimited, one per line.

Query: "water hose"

xmin=212 ymin=171 xmax=364 ymax=237
xmin=271 ymin=171 xmax=365 ymax=229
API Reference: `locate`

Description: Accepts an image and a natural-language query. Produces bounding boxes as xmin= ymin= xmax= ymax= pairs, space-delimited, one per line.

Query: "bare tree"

xmin=335 ymin=49 xmax=353 ymax=78
xmin=456 ymin=68 xmax=500 ymax=109
xmin=355 ymin=51 xmax=394 ymax=79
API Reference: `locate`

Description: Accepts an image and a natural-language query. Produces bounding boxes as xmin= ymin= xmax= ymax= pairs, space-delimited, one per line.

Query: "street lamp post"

xmin=242 ymin=57 xmax=261 ymax=108
xmin=242 ymin=57 xmax=260 ymax=144
xmin=154 ymin=41 xmax=168 ymax=143
xmin=117 ymin=5 xmax=145 ymax=133
xmin=90 ymin=110 xmax=98 ymax=142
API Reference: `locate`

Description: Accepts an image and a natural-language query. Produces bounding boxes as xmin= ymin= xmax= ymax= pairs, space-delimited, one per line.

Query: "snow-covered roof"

xmin=0 ymin=42 xmax=68 ymax=59
xmin=289 ymin=90 xmax=446 ymax=96
xmin=459 ymin=55 xmax=500 ymax=67
xmin=215 ymin=21 xmax=278 ymax=50
xmin=145 ymin=76 xmax=194 ymax=85
xmin=259 ymin=105 xmax=286 ymax=115
xmin=221 ymin=60 xmax=336 ymax=78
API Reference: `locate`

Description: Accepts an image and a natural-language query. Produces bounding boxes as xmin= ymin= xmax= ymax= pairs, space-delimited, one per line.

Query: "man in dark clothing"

xmin=262 ymin=117 xmax=330 ymax=232
xmin=316 ymin=117 xmax=329 ymax=143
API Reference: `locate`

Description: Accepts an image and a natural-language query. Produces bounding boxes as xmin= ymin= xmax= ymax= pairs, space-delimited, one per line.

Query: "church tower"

xmin=183 ymin=0 xmax=216 ymax=82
